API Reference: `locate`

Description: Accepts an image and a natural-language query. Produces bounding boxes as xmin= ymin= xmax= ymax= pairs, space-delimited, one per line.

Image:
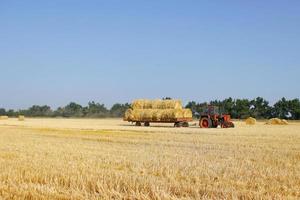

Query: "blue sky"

xmin=0 ymin=1 xmax=299 ymax=109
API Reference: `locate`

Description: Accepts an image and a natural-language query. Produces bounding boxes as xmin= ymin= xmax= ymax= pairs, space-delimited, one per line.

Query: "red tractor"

xmin=199 ymin=106 xmax=234 ymax=128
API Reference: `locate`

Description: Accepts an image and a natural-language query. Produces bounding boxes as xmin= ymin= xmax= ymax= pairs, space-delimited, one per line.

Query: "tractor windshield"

xmin=205 ymin=106 xmax=220 ymax=115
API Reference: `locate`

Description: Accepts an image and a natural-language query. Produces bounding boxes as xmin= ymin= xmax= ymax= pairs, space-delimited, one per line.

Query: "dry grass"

xmin=0 ymin=118 xmax=300 ymax=199
xmin=0 ymin=116 xmax=8 ymax=120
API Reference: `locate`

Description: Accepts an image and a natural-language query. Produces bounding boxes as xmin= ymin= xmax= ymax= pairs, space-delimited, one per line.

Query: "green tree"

xmin=288 ymin=98 xmax=300 ymax=120
xmin=272 ymin=98 xmax=290 ymax=119
xmin=249 ymin=97 xmax=271 ymax=119
xmin=110 ymin=103 xmax=130 ymax=117
xmin=222 ymin=98 xmax=235 ymax=116
xmin=63 ymin=102 xmax=84 ymax=117
xmin=6 ymin=109 xmax=16 ymax=117
xmin=85 ymin=101 xmax=108 ymax=118
xmin=233 ymin=99 xmax=250 ymax=119
xmin=185 ymin=101 xmax=198 ymax=116
xmin=26 ymin=105 xmax=53 ymax=117
xmin=0 ymin=108 xmax=6 ymax=115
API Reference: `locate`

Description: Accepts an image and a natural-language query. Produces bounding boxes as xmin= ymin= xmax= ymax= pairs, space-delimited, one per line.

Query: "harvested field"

xmin=0 ymin=116 xmax=8 ymax=120
xmin=0 ymin=118 xmax=300 ymax=199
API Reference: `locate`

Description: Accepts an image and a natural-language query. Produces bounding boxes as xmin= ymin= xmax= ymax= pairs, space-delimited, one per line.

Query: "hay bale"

xmin=152 ymin=110 xmax=162 ymax=121
xmin=245 ymin=117 xmax=256 ymax=125
xmin=159 ymin=100 xmax=182 ymax=109
xmin=131 ymin=100 xmax=144 ymax=110
xmin=141 ymin=109 xmax=154 ymax=120
xmin=18 ymin=115 xmax=25 ymax=121
xmin=266 ymin=118 xmax=288 ymax=125
xmin=182 ymin=109 xmax=193 ymax=118
xmin=131 ymin=99 xmax=182 ymax=110
xmin=124 ymin=108 xmax=192 ymax=122
xmin=124 ymin=109 xmax=134 ymax=121
xmin=0 ymin=116 xmax=8 ymax=120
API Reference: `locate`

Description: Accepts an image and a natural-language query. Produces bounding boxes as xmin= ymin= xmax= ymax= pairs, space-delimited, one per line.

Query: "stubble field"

xmin=0 ymin=118 xmax=299 ymax=199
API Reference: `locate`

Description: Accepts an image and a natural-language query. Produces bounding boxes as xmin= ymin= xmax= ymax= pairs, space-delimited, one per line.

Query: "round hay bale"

xmin=0 ymin=116 xmax=9 ymax=120
xmin=126 ymin=108 xmax=190 ymax=122
xmin=143 ymin=100 xmax=152 ymax=109
xmin=124 ymin=109 xmax=134 ymax=121
xmin=245 ymin=117 xmax=256 ymax=125
xmin=131 ymin=99 xmax=182 ymax=110
xmin=141 ymin=109 xmax=153 ymax=120
xmin=161 ymin=100 xmax=182 ymax=109
xmin=266 ymin=118 xmax=288 ymax=125
xmin=18 ymin=115 xmax=25 ymax=121
xmin=152 ymin=110 xmax=162 ymax=121
xmin=182 ymin=109 xmax=193 ymax=118
xmin=173 ymin=109 xmax=184 ymax=119
xmin=131 ymin=99 xmax=144 ymax=109
xmin=132 ymin=109 xmax=142 ymax=121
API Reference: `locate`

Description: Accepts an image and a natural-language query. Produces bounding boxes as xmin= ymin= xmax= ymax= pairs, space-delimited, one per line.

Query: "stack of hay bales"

xmin=131 ymin=99 xmax=182 ymax=109
xmin=18 ymin=115 xmax=25 ymax=121
xmin=0 ymin=116 xmax=8 ymax=120
xmin=124 ymin=99 xmax=192 ymax=121
xmin=245 ymin=117 xmax=256 ymax=125
xmin=265 ymin=118 xmax=288 ymax=125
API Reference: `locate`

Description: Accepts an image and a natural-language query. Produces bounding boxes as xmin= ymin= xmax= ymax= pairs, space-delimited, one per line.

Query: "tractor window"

xmin=207 ymin=106 xmax=219 ymax=115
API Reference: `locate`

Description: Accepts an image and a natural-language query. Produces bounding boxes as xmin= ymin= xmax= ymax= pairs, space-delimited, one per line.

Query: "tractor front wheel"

xmin=200 ymin=117 xmax=212 ymax=128
xmin=221 ymin=121 xmax=235 ymax=128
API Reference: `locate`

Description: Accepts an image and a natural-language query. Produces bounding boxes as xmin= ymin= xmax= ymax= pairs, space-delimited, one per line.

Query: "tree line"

xmin=186 ymin=97 xmax=300 ymax=120
xmin=0 ymin=101 xmax=130 ymax=118
xmin=0 ymin=97 xmax=299 ymax=119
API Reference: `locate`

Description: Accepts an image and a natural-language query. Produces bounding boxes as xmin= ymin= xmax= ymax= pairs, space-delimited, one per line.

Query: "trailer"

xmin=124 ymin=117 xmax=193 ymax=127
xmin=124 ymin=99 xmax=234 ymax=129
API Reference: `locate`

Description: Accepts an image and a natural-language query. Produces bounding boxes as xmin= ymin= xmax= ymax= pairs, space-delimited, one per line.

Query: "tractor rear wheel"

xmin=144 ymin=122 xmax=150 ymax=127
xmin=200 ymin=117 xmax=212 ymax=128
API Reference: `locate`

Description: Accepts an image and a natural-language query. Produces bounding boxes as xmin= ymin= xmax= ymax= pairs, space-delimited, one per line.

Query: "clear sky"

xmin=0 ymin=1 xmax=299 ymax=109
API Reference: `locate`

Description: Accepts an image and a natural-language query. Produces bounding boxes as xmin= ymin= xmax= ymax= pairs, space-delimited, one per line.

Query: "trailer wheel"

xmin=182 ymin=122 xmax=189 ymax=127
xmin=136 ymin=122 xmax=142 ymax=126
xmin=144 ymin=122 xmax=150 ymax=127
xmin=200 ymin=117 xmax=212 ymax=128
xmin=174 ymin=122 xmax=181 ymax=127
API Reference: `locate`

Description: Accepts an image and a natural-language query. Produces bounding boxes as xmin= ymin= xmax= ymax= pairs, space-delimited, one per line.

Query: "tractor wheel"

xmin=136 ymin=122 xmax=142 ymax=126
xmin=144 ymin=122 xmax=150 ymax=127
xmin=228 ymin=122 xmax=235 ymax=128
xmin=200 ymin=117 xmax=212 ymax=128
xmin=221 ymin=121 xmax=235 ymax=128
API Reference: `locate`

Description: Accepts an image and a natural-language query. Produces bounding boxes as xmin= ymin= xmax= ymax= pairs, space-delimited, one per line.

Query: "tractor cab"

xmin=203 ymin=105 xmax=220 ymax=116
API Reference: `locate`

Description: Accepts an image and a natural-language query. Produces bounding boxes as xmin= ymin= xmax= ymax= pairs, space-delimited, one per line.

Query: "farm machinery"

xmin=199 ymin=105 xmax=234 ymax=128
xmin=124 ymin=99 xmax=234 ymax=128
